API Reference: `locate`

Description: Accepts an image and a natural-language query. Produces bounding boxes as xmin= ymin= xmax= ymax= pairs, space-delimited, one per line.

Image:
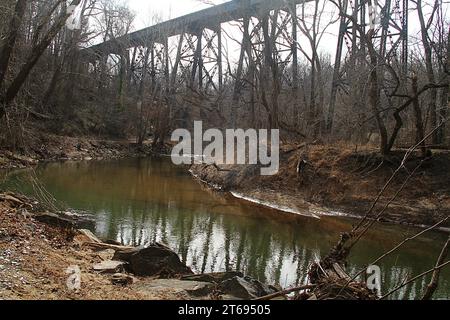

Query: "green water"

xmin=1 ymin=157 xmax=449 ymax=299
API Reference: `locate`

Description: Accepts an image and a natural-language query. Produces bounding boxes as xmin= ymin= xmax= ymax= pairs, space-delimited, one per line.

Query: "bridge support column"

xmin=171 ymin=33 xmax=184 ymax=92
xmin=217 ymin=26 xmax=223 ymax=91
xmin=138 ymin=45 xmax=151 ymax=98
xmin=164 ymin=37 xmax=170 ymax=90
xmin=150 ymin=43 xmax=155 ymax=88
xmin=191 ymin=30 xmax=203 ymax=89
xmin=232 ymin=15 xmax=251 ymax=104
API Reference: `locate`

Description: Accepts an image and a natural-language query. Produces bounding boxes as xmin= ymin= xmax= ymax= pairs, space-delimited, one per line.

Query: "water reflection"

xmin=1 ymin=157 xmax=449 ymax=299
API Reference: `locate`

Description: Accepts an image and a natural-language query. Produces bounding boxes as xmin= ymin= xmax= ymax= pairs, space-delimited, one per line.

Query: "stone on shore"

xmin=92 ymin=260 xmax=126 ymax=273
xmin=180 ymin=271 xmax=243 ymax=283
xmin=218 ymin=276 xmax=278 ymax=299
xmin=34 ymin=212 xmax=76 ymax=229
xmin=132 ymin=279 xmax=213 ymax=297
xmin=96 ymin=249 xmax=115 ymax=261
xmin=111 ymin=273 xmax=136 ymax=286
xmin=113 ymin=242 xmax=193 ymax=277
xmin=74 ymin=229 xmax=102 ymax=244
xmin=33 ymin=212 xmax=95 ymax=229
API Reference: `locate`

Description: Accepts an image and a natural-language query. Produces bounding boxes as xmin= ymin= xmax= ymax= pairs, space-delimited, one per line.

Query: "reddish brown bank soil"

xmin=0 ymin=197 xmax=188 ymax=300
xmin=190 ymin=143 xmax=450 ymax=228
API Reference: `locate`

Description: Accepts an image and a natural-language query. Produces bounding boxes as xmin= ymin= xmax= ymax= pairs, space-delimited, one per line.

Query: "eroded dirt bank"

xmin=190 ymin=143 xmax=450 ymax=229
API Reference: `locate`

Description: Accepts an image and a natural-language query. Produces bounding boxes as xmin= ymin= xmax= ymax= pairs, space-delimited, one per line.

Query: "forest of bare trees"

xmin=0 ymin=0 xmax=448 ymax=156
xmin=1 ymin=0 xmax=450 ymax=302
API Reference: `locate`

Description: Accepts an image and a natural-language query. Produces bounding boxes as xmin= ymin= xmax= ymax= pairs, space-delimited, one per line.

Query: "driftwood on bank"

xmin=83 ymin=241 xmax=135 ymax=252
xmin=0 ymin=193 xmax=24 ymax=205
xmin=253 ymin=284 xmax=315 ymax=300
xmin=304 ymin=260 xmax=377 ymax=300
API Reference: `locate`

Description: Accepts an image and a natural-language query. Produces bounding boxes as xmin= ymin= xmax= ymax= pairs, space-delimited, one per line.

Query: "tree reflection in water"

xmin=1 ymin=157 xmax=449 ymax=299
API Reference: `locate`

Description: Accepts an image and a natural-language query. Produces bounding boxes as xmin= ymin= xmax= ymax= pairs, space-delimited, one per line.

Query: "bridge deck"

xmin=84 ymin=0 xmax=309 ymax=56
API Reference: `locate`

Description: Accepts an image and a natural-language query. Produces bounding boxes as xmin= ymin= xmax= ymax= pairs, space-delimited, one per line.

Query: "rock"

xmin=34 ymin=212 xmax=95 ymax=229
xmin=112 ymin=248 xmax=139 ymax=261
xmin=111 ymin=273 xmax=136 ymax=286
xmin=133 ymin=279 xmax=213 ymax=297
xmin=34 ymin=212 xmax=76 ymax=229
xmin=92 ymin=260 xmax=126 ymax=273
xmin=180 ymin=272 xmax=243 ymax=283
xmin=97 ymin=249 xmax=115 ymax=261
xmin=113 ymin=243 xmax=193 ymax=277
xmin=74 ymin=229 xmax=102 ymax=244
xmin=104 ymin=239 xmax=123 ymax=246
xmin=61 ymin=211 xmax=95 ymax=229
xmin=218 ymin=276 xmax=278 ymax=299
xmin=221 ymin=294 xmax=242 ymax=300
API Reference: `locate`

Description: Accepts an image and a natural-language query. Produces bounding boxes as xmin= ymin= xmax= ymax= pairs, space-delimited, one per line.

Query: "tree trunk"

xmin=411 ymin=74 xmax=427 ymax=157
xmin=417 ymin=0 xmax=438 ymax=144
xmin=0 ymin=0 xmax=28 ymax=91
xmin=366 ymin=31 xmax=388 ymax=155
xmin=0 ymin=0 xmax=28 ymax=119
xmin=1 ymin=0 xmax=82 ymax=107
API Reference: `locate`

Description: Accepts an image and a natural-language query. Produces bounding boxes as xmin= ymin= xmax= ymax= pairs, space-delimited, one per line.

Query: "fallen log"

xmin=0 ymin=193 xmax=24 ymax=206
xmin=252 ymin=284 xmax=316 ymax=300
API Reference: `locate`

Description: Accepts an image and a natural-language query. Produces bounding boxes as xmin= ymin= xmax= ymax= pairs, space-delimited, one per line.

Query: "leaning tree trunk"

xmin=0 ymin=0 xmax=28 ymax=119
xmin=1 ymin=0 xmax=82 ymax=108
xmin=0 ymin=0 xmax=28 ymax=90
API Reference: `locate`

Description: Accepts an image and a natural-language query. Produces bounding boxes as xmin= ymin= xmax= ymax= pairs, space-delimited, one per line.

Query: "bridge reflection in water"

xmin=1 ymin=157 xmax=449 ymax=300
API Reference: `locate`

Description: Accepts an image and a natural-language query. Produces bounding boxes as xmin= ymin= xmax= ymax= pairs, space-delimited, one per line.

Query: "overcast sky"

xmin=128 ymin=0 xmax=227 ymax=28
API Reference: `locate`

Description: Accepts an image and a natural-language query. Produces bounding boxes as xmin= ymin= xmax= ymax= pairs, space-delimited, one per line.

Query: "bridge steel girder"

xmin=82 ymin=0 xmax=310 ymax=98
xmin=170 ymin=26 xmax=223 ymax=93
xmin=126 ymin=40 xmax=170 ymax=94
xmin=232 ymin=7 xmax=299 ymax=101
xmin=82 ymin=0 xmax=310 ymax=57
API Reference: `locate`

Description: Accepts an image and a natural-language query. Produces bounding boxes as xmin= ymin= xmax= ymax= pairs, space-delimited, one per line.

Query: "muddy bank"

xmin=0 ymin=135 xmax=155 ymax=170
xmin=0 ymin=193 xmax=280 ymax=300
xmin=190 ymin=144 xmax=450 ymax=229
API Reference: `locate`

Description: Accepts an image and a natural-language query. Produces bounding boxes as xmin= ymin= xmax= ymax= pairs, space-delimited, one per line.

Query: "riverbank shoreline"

xmin=1 ymin=137 xmax=448 ymax=300
xmin=189 ymin=143 xmax=450 ymax=230
xmin=0 ymin=135 xmax=156 ymax=170
xmin=1 ymin=135 xmax=449 ymax=229
xmin=0 ymin=192 xmax=284 ymax=300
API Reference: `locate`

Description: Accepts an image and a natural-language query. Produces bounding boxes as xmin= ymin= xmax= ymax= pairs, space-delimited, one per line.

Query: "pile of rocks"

xmin=74 ymin=229 xmax=279 ymax=300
